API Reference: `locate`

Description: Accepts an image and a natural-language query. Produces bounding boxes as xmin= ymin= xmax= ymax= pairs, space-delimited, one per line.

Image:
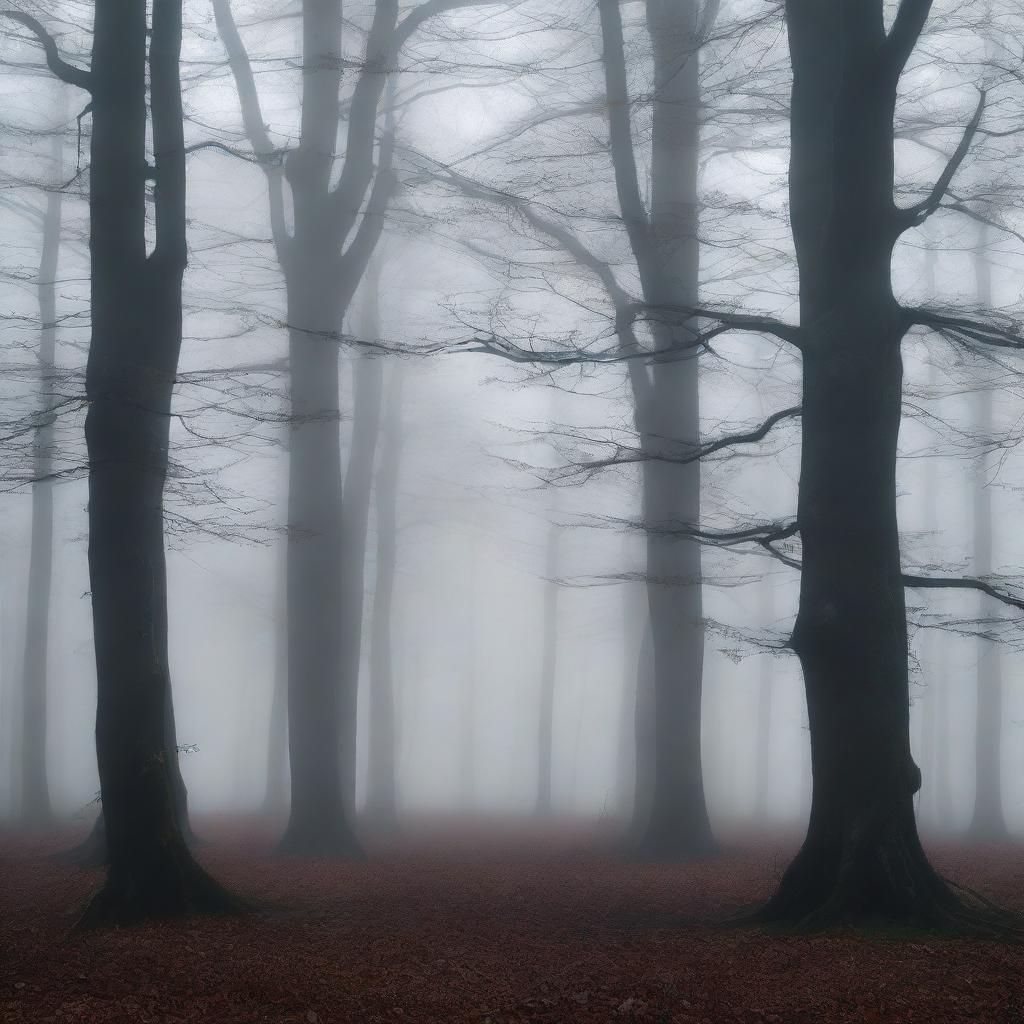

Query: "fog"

xmin=2 ymin=0 xmax=1024 ymax=1002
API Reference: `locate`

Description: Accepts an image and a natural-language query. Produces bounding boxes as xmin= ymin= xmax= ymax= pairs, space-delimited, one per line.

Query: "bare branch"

xmin=896 ymin=90 xmax=986 ymax=232
xmin=884 ymin=0 xmax=934 ymax=78
xmin=0 ymin=11 xmax=92 ymax=91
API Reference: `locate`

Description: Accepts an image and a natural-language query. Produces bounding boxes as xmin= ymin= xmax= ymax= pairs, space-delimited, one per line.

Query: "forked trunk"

xmin=82 ymin=0 xmax=234 ymax=923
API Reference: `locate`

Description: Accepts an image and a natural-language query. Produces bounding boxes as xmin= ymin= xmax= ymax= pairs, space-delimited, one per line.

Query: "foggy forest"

xmin=2 ymin=0 xmax=1024 ymax=1020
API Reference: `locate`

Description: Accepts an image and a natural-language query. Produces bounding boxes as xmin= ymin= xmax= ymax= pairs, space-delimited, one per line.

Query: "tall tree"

xmin=597 ymin=0 xmax=715 ymax=858
xmin=365 ymin=361 xmax=403 ymax=824
xmin=0 ymin=0 xmax=237 ymax=921
xmin=759 ymin=0 xmax=992 ymax=925
xmin=968 ymin=218 xmax=1007 ymax=842
xmin=20 ymin=116 xmax=62 ymax=827
xmin=214 ymin=0 xmax=502 ymax=854
xmin=535 ymin=520 xmax=560 ymax=814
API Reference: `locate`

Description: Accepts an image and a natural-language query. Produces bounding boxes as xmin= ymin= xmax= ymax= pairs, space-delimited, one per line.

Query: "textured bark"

xmin=20 ymin=128 xmax=61 ymax=827
xmin=968 ymin=221 xmax=1007 ymax=842
xmin=365 ymin=362 xmax=403 ymax=823
xmin=536 ymin=524 xmax=560 ymax=815
xmin=82 ymin=0 xmax=234 ymax=924
xmin=760 ymin=0 xmax=963 ymax=928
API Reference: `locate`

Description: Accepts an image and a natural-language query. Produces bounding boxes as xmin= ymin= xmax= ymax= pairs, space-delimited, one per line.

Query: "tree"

xmin=535 ymin=519 xmax=560 ymax=815
xmin=596 ymin=0 xmax=715 ymax=858
xmin=1 ymin=1 xmax=237 ymax=922
xmin=19 ymin=105 xmax=62 ymax=828
xmin=758 ymin=0 xmax=992 ymax=927
xmin=967 ymin=218 xmax=1008 ymax=842
xmin=365 ymin=360 xmax=404 ymax=825
xmin=214 ymin=0 xmax=510 ymax=855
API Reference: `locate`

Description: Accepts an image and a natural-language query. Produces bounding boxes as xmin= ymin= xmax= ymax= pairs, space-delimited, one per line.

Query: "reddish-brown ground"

xmin=2 ymin=821 xmax=1022 ymax=1023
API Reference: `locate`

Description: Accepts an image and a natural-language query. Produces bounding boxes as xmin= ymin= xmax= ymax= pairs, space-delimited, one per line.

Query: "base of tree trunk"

xmin=55 ymin=815 xmax=108 ymax=868
xmin=277 ymin=816 xmax=363 ymax=859
xmin=966 ymin=818 xmax=1012 ymax=845
xmin=77 ymin=845 xmax=242 ymax=929
xmin=627 ymin=817 xmax=718 ymax=862
xmin=754 ymin=825 xmax=1014 ymax=934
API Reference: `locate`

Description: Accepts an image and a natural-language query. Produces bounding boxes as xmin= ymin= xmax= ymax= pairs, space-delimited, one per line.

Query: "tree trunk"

xmin=279 ymin=261 xmax=359 ymax=855
xmin=365 ymin=362 xmax=403 ymax=824
xmin=761 ymin=1 xmax=961 ymax=926
xmin=338 ymin=265 xmax=385 ymax=815
xmin=753 ymin=576 xmax=775 ymax=821
xmin=20 ymin=128 xmax=62 ymax=827
xmin=634 ymin=0 xmax=713 ymax=858
xmin=968 ymin=221 xmax=1007 ymax=841
xmin=615 ymin=542 xmax=646 ymax=825
xmin=82 ymin=0 xmax=234 ymax=924
xmin=459 ymin=545 xmax=478 ymax=810
xmin=262 ymin=540 xmax=289 ymax=814
xmin=536 ymin=524 xmax=560 ymax=815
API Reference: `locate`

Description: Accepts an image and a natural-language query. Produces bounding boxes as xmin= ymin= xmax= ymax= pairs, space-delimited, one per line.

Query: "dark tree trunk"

xmin=761 ymin=0 xmax=963 ymax=927
xmin=21 ymin=132 xmax=61 ymax=827
xmin=968 ymin=222 xmax=1007 ymax=842
xmin=365 ymin=362 xmax=403 ymax=824
xmin=81 ymin=0 xmax=234 ymax=924
xmin=536 ymin=524 xmax=560 ymax=815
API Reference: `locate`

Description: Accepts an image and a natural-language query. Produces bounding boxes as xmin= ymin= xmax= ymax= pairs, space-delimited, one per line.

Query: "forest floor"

xmin=1 ymin=819 xmax=1023 ymax=1023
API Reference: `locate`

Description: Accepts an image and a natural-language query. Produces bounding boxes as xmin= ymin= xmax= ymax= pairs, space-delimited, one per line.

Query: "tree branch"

xmin=895 ymin=89 xmax=986 ymax=232
xmin=556 ymin=405 xmax=801 ymax=479
xmin=0 ymin=11 xmax=91 ymax=91
xmin=884 ymin=0 xmax=934 ymax=78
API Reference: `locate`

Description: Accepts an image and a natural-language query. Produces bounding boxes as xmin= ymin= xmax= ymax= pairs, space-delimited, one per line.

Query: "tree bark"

xmin=20 ymin=126 xmax=62 ymax=827
xmin=760 ymin=0 xmax=962 ymax=927
xmin=81 ymin=0 xmax=234 ymax=924
xmin=365 ymin=362 xmax=403 ymax=823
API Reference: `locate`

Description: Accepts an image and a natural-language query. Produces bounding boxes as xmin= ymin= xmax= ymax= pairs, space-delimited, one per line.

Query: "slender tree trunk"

xmin=536 ymin=524 xmax=560 ymax=815
xmin=365 ymin=362 xmax=403 ymax=823
xmin=753 ymin=576 xmax=775 ymax=821
xmin=459 ymin=545 xmax=478 ymax=810
xmin=82 ymin=0 xmax=233 ymax=923
xmin=636 ymin=0 xmax=713 ymax=858
xmin=263 ymin=540 xmax=288 ymax=814
xmin=968 ymin=221 xmax=1007 ymax=841
xmin=280 ymin=263 xmax=358 ymax=854
xmin=20 ymin=129 xmax=62 ymax=827
xmin=615 ymin=539 xmax=646 ymax=824
xmin=338 ymin=264 xmax=385 ymax=814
